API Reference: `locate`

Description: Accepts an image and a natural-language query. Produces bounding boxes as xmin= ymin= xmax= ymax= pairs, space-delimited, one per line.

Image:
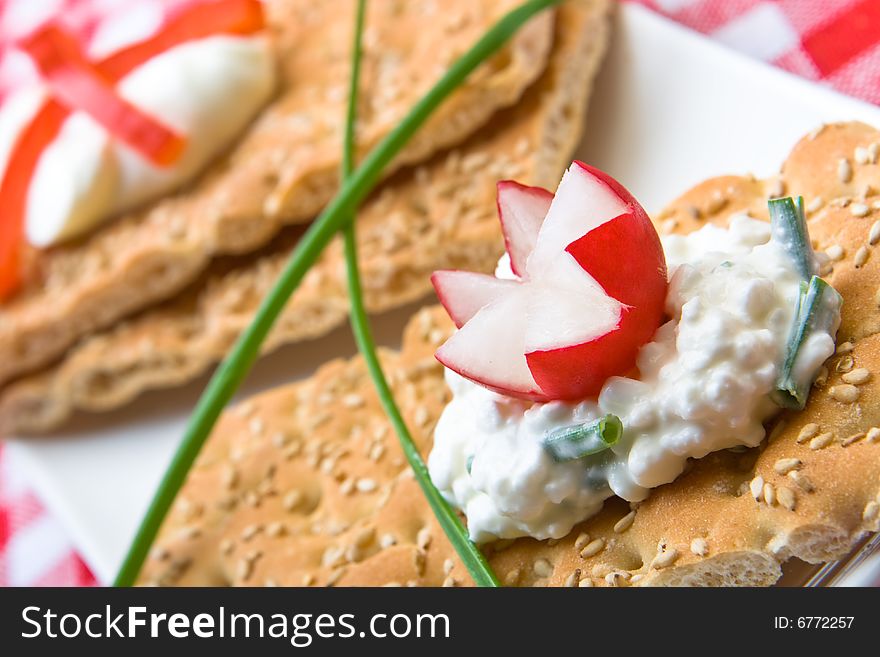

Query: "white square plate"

xmin=9 ymin=3 xmax=880 ymax=584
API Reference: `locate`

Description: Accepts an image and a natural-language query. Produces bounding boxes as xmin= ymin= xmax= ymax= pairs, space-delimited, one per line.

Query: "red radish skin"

xmin=434 ymin=162 xmax=667 ymax=402
xmin=431 ymin=270 xmax=517 ymax=328
xmin=496 ymin=180 xmax=553 ymax=277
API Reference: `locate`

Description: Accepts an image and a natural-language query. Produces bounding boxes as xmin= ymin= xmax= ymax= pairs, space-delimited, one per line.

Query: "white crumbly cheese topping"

xmin=0 ymin=35 xmax=275 ymax=247
xmin=429 ymin=215 xmax=838 ymax=543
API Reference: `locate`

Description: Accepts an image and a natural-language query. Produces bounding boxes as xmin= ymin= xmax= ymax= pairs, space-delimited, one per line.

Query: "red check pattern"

xmin=2 ymin=0 xmax=880 ymax=586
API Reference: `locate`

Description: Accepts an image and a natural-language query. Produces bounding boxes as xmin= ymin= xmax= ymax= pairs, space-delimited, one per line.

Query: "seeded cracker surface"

xmin=0 ymin=0 xmax=611 ymax=434
xmin=138 ymin=121 xmax=880 ymax=587
xmin=0 ymin=0 xmax=555 ymax=387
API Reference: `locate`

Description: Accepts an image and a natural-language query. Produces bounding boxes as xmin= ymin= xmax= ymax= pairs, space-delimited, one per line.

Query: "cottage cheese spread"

xmin=429 ymin=214 xmax=839 ymax=543
xmin=0 ymin=35 xmax=275 ymax=247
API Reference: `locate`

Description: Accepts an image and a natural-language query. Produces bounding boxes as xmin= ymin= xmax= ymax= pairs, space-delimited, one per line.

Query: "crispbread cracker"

xmin=138 ymin=122 xmax=880 ymax=587
xmin=0 ymin=0 xmax=556 ymax=386
xmin=1 ymin=0 xmax=611 ymax=433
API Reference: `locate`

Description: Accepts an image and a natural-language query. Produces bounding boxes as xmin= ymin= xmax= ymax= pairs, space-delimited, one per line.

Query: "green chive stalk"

xmin=768 ymin=196 xmax=815 ymax=281
xmin=341 ymin=0 xmax=499 ymax=587
xmin=114 ymin=0 xmax=560 ymax=587
xmin=543 ymin=414 xmax=623 ymax=463
xmin=774 ymin=275 xmax=842 ymax=410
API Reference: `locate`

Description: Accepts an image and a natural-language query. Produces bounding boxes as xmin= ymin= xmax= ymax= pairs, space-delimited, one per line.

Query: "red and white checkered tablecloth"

xmin=2 ymin=0 xmax=880 ymax=587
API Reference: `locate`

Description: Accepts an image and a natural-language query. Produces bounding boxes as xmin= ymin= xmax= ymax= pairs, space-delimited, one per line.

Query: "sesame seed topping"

xmin=851 ymin=202 xmax=871 ymax=217
xmin=574 ymin=532 xmax=591 ymax=550
xmin=690 ymin=538 xmax=708 ymax=556
xmin=248 ymin=417 xmax=264 ymax=436
xmin=810 ymin=432 xmax=835 ymax=450
xmin=838 ymin=158 xmax=853 ymax=183
xmin=829 ymin=384 xmax=860 ymax=403
xmin=837 ymin=341 xmax=855 ymax=354
xmin=271 ymin=432 xmax=289 ymax=448
xmin=807 ymin=196 xmax=824 ymax=213
xmin=282 ymin=490 xmax=302 ymax=512
xmin=613 ymin=510 xmax=636 ymax=533
xmin=443 ymin=559 xmax=455 ymax=576
xmin=442 ymin=576 xmax=458 ymax=587
xmin=842 ymin=432 xmax=866 ymax=447
xmin=863 ymin=501 xmax=879 ymax=522
xmin=414 ymin=406 xmax=431 ymax=427
xmin=870 ymin=221 xmax=880 ymax=246
xmin=222 ymin=467 xmax=239 ymax=490
xmin=788 ymin=471 xmax=815 ymax=493
xmin=266 ymin=522 xmax=286 ymax=538
xmin=774 ymin=458 xmax=802 ymax=475
xmin=564 ymin=569 xmax=581 ymax=588
xmin=661 ymin=218 xmax=678 ymax=233
xmin=797 ymin=423 xmax=819 ymax=443
xmin=579 ymin=537 xmax=606 ymax=559
xmin=151 ymin=546 xmax=170 ymax=562
xmin=870 ymin=142 xmax=880 ymax=163
xmin=369 ymin=443 xmax=385 ymax=462
xmin=241 ymin=524 xmax=262 ymax=541
xmin=855 ymin=245 xmax=870 ymax=268
xmin=763 ymin=482 xmax=777 ymax=506
xmin=343 ymin=393 xmax=365 ymax=409
xmin=652 ymin=548 xmax=679 ymax=570
xmin=302 ymin=574 xmax=316 ymax=586
xmin=356 ymin=478 xmax=377 ymax=493
xmin=219 ymin=539 xmax=235 ymax=555
xmin=237 ymin=551 xmax=261 ymax=581
xmin=417 ymin=528 xmax=432 ymax=551
xmin=322 ymin=546 xmax=345 ymax=568
xmin=706 ymin=192 xmax=728 ymax=215
xmin=826 ymin=244 xmax=845 ymax=261
xmin=750 ymin=475 xmax=765 ymax=501
xmin=379 ymin=533 xmax=397 ymax=549
xmin=533 ymin=558 xmax=553 ymax=578
xmin=504 ymin=568 xmax=521 ymax=586
xmin=777 ymin=486 xmax=797 ymax=511
xmin=867 ymin=427 xmax=880 ymax=442
xmin=842 ymin=368 xmax=871 ymax=385
xmin=605 ymin=572 xmax=628 ymax=587
xmin=578 ymin=577 xmax=594 ymax=588
xmin=235 ymin=401 xmax=255 ymax=418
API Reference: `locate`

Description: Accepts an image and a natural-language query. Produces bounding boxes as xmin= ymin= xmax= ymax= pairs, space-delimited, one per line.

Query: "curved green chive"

xmin=774 ymin=275 xmax=843 ymax=410
xmin=341 ymin=0 xmax=498 ymax=587
xmin=543 ymin=414 xmax=623 ymax=463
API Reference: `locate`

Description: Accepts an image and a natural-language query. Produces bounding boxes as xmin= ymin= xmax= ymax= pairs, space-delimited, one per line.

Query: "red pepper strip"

xmin=0 ymin=100 xmax=68 ymax=299
xmin=20 ymin=24 xmax=186 ymax=167
xmin=101 ymin=0 xmax=266 ymax=81
xmin=0 ymin=0 xmax=267 ymax=299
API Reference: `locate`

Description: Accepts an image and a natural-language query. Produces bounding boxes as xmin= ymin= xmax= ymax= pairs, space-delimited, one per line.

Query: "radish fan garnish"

xmin=433 ymin=161 xmax=668 ymax=401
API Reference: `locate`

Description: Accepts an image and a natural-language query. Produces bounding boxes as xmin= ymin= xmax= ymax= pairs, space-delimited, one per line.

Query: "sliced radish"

xmin=496 ymin=180 xmax=552 ymax=277
xmin=433 ymin=162 xmax=668 ymax=401
xmin=436 ymin=288 xmax=545 ymax=400
xmin=431 ymin=270 xmax=518 ymax=328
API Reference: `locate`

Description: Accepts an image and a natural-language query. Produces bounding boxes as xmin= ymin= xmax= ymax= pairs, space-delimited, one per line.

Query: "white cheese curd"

xmin=429 ymin=215 xmax=839 ymax=543
xmin=0 ymin=35 xmax=276 ymax=247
